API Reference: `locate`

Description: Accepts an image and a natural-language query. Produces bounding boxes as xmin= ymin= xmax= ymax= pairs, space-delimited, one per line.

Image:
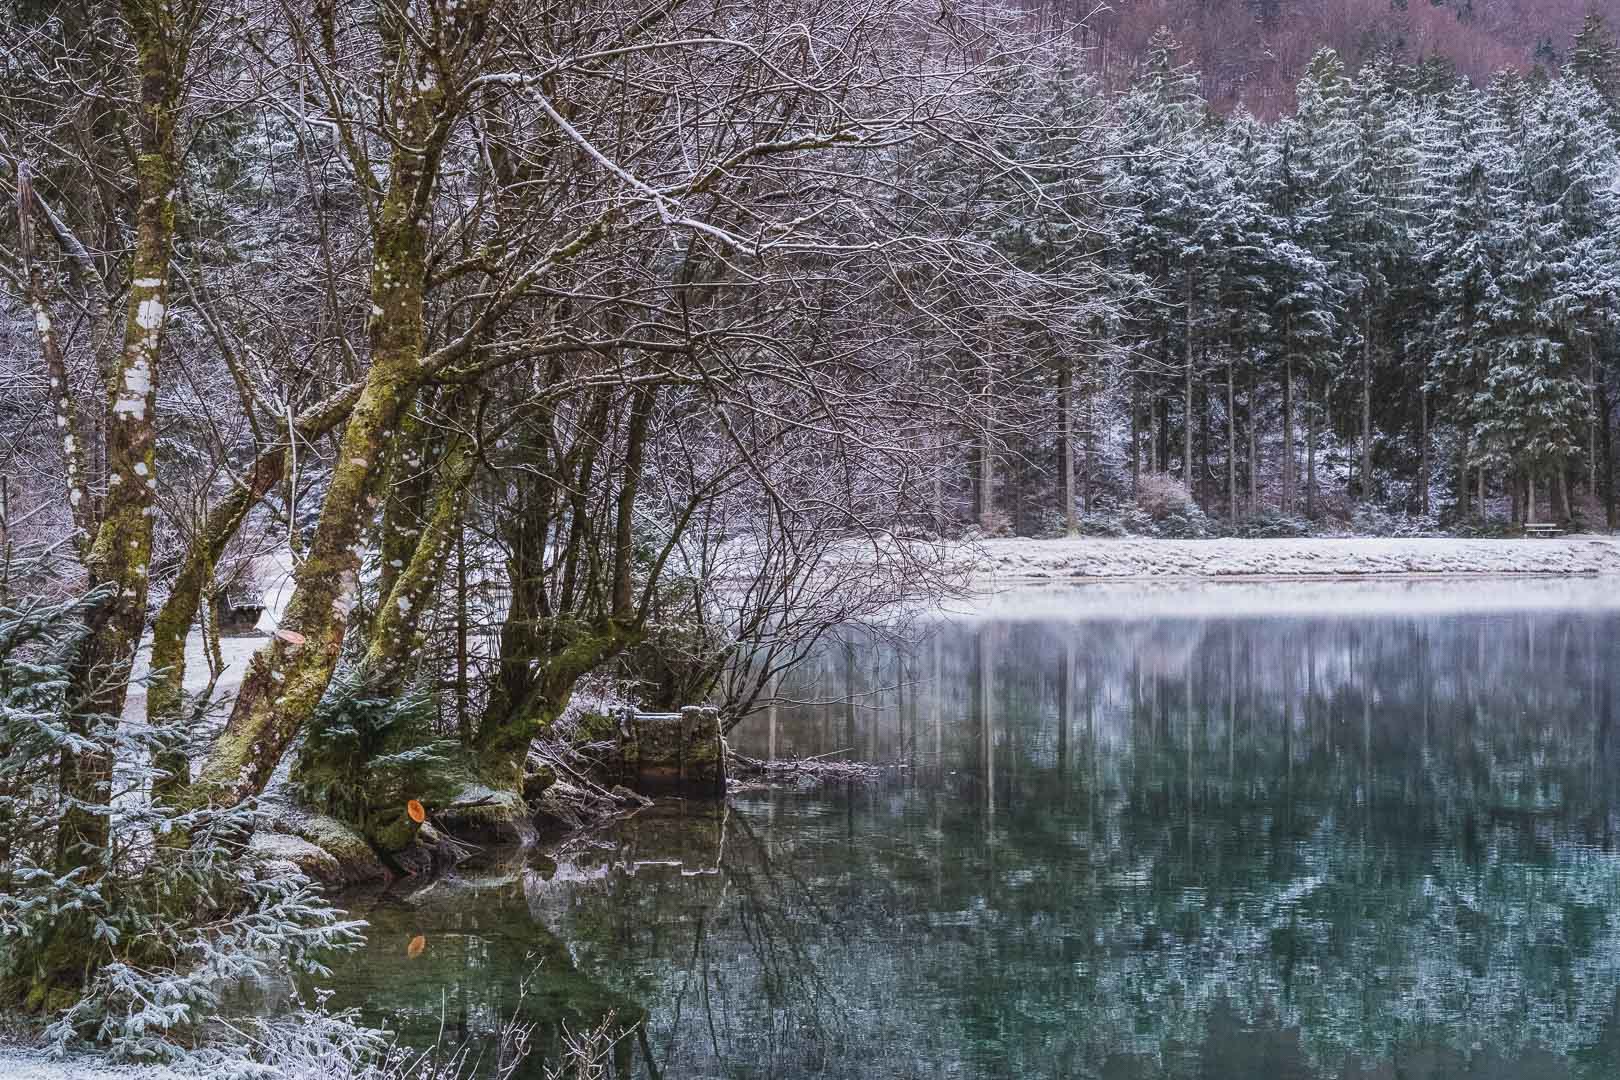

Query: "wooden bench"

xmin=1523 ymin=523 xmax=1563 ymax=538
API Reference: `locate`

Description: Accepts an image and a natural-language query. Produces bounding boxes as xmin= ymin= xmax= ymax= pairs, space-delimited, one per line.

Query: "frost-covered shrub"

xmin=182 ymin=973 xmax=564 ymax=1080
xmin=0 ymin=589 xmax=365 ymax=1060
xmin=1350 ymin=505 xmax=1442 ymax=538
xmin=1134 ymin=474 xmax=1197 ymax=519
xmin=1075 ymin=511 xmax=1128 ymax=538
xmin=1127 ymin=476 xmax=1210 ymax=538
xmin=1224 ymin=510 xmax=1312 ymax=539
xmin=1449 ymin=517 xmax=1518 ymax=539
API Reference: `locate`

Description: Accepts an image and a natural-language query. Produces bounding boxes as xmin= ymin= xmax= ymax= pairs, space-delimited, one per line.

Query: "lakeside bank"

xmin=970 ymin=534 xmax=1620 ymax=582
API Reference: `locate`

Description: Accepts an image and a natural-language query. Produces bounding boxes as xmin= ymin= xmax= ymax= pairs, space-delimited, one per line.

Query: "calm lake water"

xmin=326 ymin=581 xmax=1620 ymax=1079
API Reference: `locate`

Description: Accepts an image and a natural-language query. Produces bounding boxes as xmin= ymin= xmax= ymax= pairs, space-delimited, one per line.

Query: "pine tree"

xmin=1261 ymin=49 xmax=1354 ymax=513
xmin=1571 ymin=11 xmax=1620 ymax=126
xmin=0 ymin=588 xmax=363 ymax=1055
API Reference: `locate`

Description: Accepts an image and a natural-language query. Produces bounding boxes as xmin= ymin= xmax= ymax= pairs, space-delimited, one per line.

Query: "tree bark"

xmin=1226 ymin=355 xmax=1236 ymax=518
xmin=1282 ymin=358 xmax=1294 ymax=513
xmin=1456 ymin=447 xmax=1471 ymax=521
xmin=149 ymin=384 xmax=362 ymax=798
xmin=372 ymin=393 xmax=436 ymax=622
xmin=1591 ymin=343 xmax=1600 ymax=496
xmin=1361 ymin=307 xmax=1373 ymax=500
xmin=1247 ymin=373 xmax=1259 ymax=516
xmin=931 ymin=423 xmax=944 ymax=532
xmin=1305 ymin=372 xmax=1317 ymax=518
xmin=612 ymin=385 xmax=656 ymax=617
xmin=1418 ymin=387 xmax=1430 ymax=517
xmin=60 ymin=0 xmax=186 ymax=868
xmin=1130 ymin=377 xmax=1141 ymax=493
xmin=193 ymin=7 xmax=475 ymax=807
xmin=1082 ymin=381 xmax=1094 ymax=518
xmin=1059 ymin=358 xmax=1076 ymax=534
xmin=1183 ymin=273 xmax=1194 ymax=493
xmin=1156 ymin=395 xmax=1169 ymax=476
xmin=1601 ymin=380 xmax=1615 ymax=531
xmin=979 ymin=347 xmax=996 ymax=531
xmin=1282 ymin=315 xmax=1295 ymax=513
xmin=15 ymin=165 xmax=94 ymax=554
xmin=364 ymin=430 xmax=475 ymax=688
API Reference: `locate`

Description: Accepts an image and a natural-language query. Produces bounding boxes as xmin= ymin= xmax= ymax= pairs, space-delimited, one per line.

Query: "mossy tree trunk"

xmin=149 ymin=385 xmax=362 ymax=798
xmin=193 ymin=0 xmax=489 ymax=810
xmin=58 ymin=0 xmax=187 ymax=870
xmin=370 ymin=390 xmax=438 ymax=626
xmin=365 ymin=421 xmax=474 ymax=688
xmin=474 ymin=381 xmax=661 ymax=788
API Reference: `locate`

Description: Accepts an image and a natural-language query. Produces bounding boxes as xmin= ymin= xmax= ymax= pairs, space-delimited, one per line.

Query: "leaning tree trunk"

xmin=192 ymin=42 xmax=449 ymax=808
xmin=15 ymin=166 xmax=94 ymax=553
xmin=364 ymin=430 xmax=473 ymax=687
xmin=149 ymin=384 xmax=360 ymax=798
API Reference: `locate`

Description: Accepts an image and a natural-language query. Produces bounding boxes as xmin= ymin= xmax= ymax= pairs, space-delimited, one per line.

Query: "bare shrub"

xmin=1134 ymin=474 xmax=1198 ymax=521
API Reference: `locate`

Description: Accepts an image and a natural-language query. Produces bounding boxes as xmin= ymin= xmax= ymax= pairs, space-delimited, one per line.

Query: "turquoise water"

xmin=327 ymin=584 xmax=1620 ymax=1078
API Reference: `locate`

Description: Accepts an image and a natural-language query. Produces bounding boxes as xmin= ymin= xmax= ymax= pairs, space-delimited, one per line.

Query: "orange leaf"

xmin=406 ymin=935 xmax=426 ymax=959
xmin=406 ymin=798 xmax=426 ymax=824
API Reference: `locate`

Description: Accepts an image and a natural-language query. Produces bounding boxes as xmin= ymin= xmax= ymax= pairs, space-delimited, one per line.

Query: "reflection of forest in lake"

xmin=329 ymin=596 xmax=1620 ymax=1079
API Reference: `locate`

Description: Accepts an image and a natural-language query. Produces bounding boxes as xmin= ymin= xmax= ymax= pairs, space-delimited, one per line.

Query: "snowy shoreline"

xmin=969 ymin=534 xmax=1620 ymax=582
xmin=0 ymin=1041 xmax=166 ymax=1080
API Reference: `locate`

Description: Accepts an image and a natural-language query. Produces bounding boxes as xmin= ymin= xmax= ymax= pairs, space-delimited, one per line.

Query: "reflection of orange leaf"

xmin=273 ymin=628 xmax=307 ymax=645
xmin=406 ymin=799 xmax=426 ymax=824
xmin=406 ymin=935 xmax=426 ymax=959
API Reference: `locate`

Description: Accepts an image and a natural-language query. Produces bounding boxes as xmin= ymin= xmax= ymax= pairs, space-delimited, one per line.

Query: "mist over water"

xmin=329 ymin=584 xmax=1620 ymax=1079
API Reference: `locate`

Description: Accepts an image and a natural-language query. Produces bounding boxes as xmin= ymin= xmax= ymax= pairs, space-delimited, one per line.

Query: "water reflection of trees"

xmin=332 ymin=611 xmax=1620 ymax=1079
xmin=320 ymin=865 xmax=647 ymax=1079
xmin=691 ymin=612 xmax=1620 ymax=1078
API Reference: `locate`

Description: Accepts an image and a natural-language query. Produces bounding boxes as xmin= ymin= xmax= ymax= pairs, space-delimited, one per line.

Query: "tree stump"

xmin=615 ymin=705 xmax=725 ymax=796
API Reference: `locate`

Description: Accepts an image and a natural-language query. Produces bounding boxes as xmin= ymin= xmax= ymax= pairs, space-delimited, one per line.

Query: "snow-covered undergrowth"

xmin=969 ymin=534 xmax=1620 ymax=581
xmin=0 ymin=592 xmax=364 ymax=1066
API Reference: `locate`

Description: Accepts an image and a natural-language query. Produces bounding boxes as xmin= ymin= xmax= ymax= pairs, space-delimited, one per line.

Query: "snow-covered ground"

xmin=0 ymin=1041 xmax=175 ymax=1080
xmin=120 ymin=630 xmax=264 ymax=727
xmin=120 ymin=545 xmax=295 ymax=726
xmin=970 ymin=533 xmax=1620 ymax=582
xmin=941 ymin=576 xmax=1620 ymax=622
